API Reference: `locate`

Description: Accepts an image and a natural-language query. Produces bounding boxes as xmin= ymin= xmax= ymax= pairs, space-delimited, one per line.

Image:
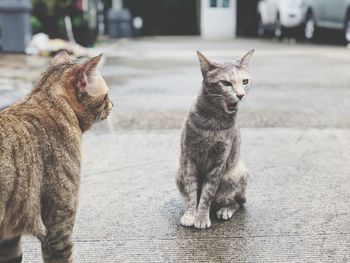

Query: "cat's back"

xmin=0 ymin=106 xmax=36 ymax=146
xmin=0 ymin=106 xmax=43 ymax=172
xmin=0 ymin=98 xmax=80 ymax=167
xmin=2 ymin=96 xmax=79 ymax=137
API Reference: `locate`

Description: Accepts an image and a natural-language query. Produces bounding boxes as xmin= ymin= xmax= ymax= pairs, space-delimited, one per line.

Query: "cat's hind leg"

xmin=41 ymin=217 xmax=74 ymax=263
xmin=216 ymin=204 xmax=240 ymax=221
xmin=214 ymin=161 xmax=248 ymax=221
xmin=0 ymin=236 xmax=23 ymax=263
xmin=176 ymin=160 xmax=198 ymax=227
xmin=40 ymin=193 xmax=77 ymax=263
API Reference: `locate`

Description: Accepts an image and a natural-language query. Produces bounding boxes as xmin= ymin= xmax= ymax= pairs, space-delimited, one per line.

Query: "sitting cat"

xmin=177 ymin=50 xmax=254 ymax=229
xmin=0 ymin=51 xmax=113 ymax=262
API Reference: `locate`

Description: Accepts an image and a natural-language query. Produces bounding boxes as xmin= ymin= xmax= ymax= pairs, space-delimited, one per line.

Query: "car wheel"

xmin=344 ymin=13 xmax=350 ymax=44
xmin=274 ymin=16 xmax=283 ymax=39
xmin=257 ymin=14 xmax=265 ymax=36
xmin=304 ymin=12 xmax=316 ymax=41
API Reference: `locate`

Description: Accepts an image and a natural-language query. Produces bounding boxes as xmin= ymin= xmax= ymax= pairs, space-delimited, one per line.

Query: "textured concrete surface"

xmin=23 ymin=129 xmax=350 ymax=262
xmin=1 ymin=37 xmax=350 ymax=262
xmin=100 ymin=37 xmax=350 ymax=130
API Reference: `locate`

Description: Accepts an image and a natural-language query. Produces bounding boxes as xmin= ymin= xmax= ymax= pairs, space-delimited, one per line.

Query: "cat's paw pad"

xmin=180 ymin=212 xmax=196 ymax=227
xmin=216 ymin=207 xmax=236 ymax=220
xmin=194 ymin=215 xmax=211 ymax=229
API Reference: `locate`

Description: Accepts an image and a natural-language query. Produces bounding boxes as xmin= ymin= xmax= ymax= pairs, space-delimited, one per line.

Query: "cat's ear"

xmin=239 ymin=49 xmax=255 ymax=69
xmin=51 ymin=50 xmax=72 ymax=66
xmin=76 ymin=54 xmax=102 ymax=93
xmin=197 ymin=51 xmax=218 ymax=76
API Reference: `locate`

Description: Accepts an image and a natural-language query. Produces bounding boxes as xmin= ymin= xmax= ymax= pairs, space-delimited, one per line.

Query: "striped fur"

xmin=0 ymin=51 xmax=112 ymax=262
xmin=176 ymin=50 xmax=254 ymax=229
xmin=0 ymin=237 xmax=22 ymax=263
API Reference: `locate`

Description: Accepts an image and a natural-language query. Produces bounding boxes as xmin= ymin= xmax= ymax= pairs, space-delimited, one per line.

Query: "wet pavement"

xmin=1 ymin=37 xmax=350 ymax=262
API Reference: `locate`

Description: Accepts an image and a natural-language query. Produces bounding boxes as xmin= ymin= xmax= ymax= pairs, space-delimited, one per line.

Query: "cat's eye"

xmin=242 ymin=79 xmax=249 ymax=85
xmin=220 ymin=80 xmax=232 ymax=86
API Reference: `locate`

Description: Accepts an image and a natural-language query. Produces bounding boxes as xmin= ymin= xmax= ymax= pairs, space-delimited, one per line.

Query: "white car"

xmin=257 ymin=0 xmax=307 ymax=37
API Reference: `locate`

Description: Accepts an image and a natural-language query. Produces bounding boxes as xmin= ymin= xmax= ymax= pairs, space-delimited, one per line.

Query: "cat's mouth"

xmin=226 ymin=101 xmax=238 ymax=112
xmin=95 ymin=109 xmax=112 ymax=122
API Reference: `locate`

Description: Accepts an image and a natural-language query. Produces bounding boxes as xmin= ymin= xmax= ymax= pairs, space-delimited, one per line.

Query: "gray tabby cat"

xmin=176 ymin=49 xmax=254 ymax=229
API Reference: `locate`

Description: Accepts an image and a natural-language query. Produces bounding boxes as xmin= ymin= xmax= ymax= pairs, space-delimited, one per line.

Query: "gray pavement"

xmin=1 ymin=37 xmax=350 ymax=262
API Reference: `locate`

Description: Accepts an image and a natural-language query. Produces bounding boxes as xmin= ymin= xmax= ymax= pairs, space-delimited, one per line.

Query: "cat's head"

xmin=197 ymin=49 xmax=254 ymax=114
xmin=47 ymin=50 xmax=113 ymax=131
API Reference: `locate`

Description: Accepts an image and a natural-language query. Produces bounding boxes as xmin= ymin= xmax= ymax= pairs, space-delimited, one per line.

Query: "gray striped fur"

xmin=176 ymin=50 xmax=254 ymax=229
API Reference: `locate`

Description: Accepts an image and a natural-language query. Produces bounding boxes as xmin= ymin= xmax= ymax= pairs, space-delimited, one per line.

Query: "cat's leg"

xmin=41 ymin=215 xmax=75 ymax=263
xmin=215 ymin=204 xmax=240 ymax=220
xmin=176 ymin=160 xmax=198 ymax=227
xmin=194 ymin=165 xmax=226 ymax=229
xmin=215 ymin=161 xmax=248 ymax=221
xmin=0 ymin=236 xmax=23 ymax=263
xmin=40 ymin=192 xmax=77 ymax=263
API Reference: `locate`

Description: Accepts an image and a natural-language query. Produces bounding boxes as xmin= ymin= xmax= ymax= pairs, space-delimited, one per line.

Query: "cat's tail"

xmin=0 ymin=236 xmax=23 ymax=263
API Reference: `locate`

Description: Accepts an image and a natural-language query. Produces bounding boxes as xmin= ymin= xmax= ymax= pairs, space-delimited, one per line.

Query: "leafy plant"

xmin=72 ymin=15 xmax=89 ymax=28
xmin=31 ymin=16 xmax=42 ymax=34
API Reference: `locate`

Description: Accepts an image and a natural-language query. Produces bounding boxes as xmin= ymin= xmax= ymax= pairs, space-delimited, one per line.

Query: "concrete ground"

xmin=1 ymin=37 xmax=350 ymax=262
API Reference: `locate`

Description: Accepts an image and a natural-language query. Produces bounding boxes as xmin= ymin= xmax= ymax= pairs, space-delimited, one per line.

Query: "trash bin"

xmin=0 ymin=0 xmax=32 ymax=53
xmin=107 ymin=9 xmax=133 ymax=38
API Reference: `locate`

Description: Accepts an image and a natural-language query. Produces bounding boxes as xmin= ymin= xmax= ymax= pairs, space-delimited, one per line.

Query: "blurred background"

xmin=1 ymin=1 xmax=350 ymax=262
xmin=1 ymin=0 xmax=350 ymax=53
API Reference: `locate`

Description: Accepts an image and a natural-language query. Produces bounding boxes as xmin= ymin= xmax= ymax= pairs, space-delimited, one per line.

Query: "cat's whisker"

xmin=107 ymin=113 xmax=116 ymax=134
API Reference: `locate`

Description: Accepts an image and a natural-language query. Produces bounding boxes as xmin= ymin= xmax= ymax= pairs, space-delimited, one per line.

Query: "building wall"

xmin=236 ymin=0 xmax=259 ymax=36
xmin=123 ymin=0 xmax=199 ymax=35
xmin=200 ymin=0 xmax=236 ymax=38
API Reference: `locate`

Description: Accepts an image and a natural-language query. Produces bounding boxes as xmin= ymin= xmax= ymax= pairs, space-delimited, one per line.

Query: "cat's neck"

xmin=191 ymin=86 xmax=238 ymax=131
xmin=26 ymin=88 xmax=92 ymax=133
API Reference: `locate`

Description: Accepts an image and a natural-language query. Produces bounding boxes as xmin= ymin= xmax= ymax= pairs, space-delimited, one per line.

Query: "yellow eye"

xmin=242 ymin=79 xmax=249 ymax=85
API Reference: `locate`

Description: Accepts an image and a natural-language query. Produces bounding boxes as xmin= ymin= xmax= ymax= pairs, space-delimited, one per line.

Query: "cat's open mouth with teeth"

xmin=226 ymin=101 xmax=239 ymax=112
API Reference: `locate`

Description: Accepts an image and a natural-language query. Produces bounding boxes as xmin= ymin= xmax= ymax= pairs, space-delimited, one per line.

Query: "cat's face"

xmin=50 ymin=51 xmax=113 ymax=127
xmin=197 ymin=50 xmax=254 ymax=114
xmin=78 ymin=71 xmax=113 ymax=122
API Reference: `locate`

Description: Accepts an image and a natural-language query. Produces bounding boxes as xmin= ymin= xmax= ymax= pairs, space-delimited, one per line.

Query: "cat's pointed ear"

xmin=51 ymin=50 xmax=72 ymax=66
xmin=76 ymin=54 xmax=102 ymax=93
xmin=239 ymin=49 xmax=255 ymax=69
xmin=197 ymin=51 xmax=218 ymax=76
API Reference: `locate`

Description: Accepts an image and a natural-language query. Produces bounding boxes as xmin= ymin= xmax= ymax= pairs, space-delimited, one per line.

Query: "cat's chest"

xmin=190 ymin=124 xmax=233 ymax=143
xmin=186 ymin=128 xmax=233 ymax=159
xmin=198 ymin=132 xmax=232 ymax=147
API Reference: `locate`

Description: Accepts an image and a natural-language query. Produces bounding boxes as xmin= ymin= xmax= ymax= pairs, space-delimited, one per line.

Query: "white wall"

xmin=112 ymin=0 xmax=123 ymax=10
xmin=200 ymin=0 xmax=237 ymax=38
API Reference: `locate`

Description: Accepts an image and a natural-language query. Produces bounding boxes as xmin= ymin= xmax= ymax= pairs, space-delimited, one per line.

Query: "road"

xmin=1 ymin=37 xmax=350 ymax=262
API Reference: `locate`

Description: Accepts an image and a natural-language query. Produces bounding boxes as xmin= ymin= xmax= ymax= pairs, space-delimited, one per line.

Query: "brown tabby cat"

xmin=0 ymin=50 xmax=113 ymax=263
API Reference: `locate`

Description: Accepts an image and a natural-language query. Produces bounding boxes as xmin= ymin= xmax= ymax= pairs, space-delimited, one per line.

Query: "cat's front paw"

xmin=194 ymin=214 xmax=211 ymax=229
xmin=180 ymin=212 xmax=196 ymax=227
xmin=216 ymin=207 xmax=236 ymax=220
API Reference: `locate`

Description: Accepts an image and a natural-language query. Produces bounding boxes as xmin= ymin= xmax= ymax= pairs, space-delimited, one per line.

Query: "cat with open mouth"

xmin=177 ymin=49 xmax=254 ymax=229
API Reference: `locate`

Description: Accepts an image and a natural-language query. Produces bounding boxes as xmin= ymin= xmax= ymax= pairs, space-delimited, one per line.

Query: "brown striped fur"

xmin=0 ymin=51 xmax=112 ymax=263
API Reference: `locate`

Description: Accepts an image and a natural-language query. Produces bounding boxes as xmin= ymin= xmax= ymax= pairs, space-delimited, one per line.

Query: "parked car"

xmin=257 ymin=0 xmax=307 ymax=38
xmin=303 ymin=0 xmax=350 ymax=43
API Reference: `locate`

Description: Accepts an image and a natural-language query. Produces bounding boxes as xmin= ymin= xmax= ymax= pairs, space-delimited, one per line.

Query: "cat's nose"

xmin=236 ymin=94 xmax=245 ymax=100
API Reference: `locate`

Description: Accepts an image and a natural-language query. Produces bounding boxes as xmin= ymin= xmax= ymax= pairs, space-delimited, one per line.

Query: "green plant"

xmin=32 ymin=0 xmax=72 ymax=15
xmin=72 ymin=15 xmax=89 ymax=28
xmin=31 ymin=16 xmax=42 ymax=34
